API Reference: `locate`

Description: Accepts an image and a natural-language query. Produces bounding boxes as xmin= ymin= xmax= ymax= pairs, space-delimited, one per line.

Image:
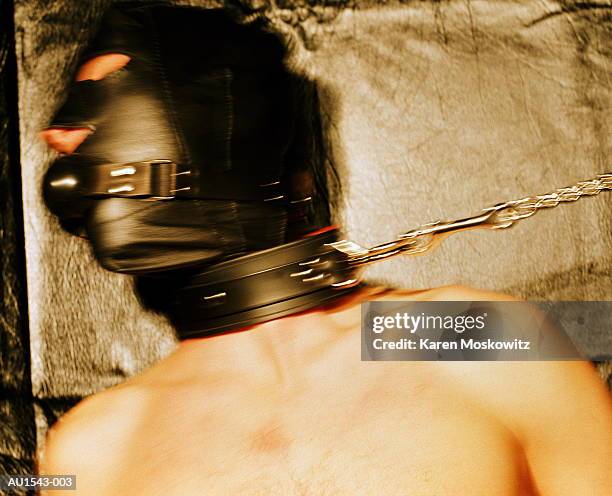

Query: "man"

xmin=39 ymin=4 xmax=611 ymax=495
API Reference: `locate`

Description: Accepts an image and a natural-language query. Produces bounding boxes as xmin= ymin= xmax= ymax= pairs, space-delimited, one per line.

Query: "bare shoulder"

xmin=369 ymin=285 xmax=611 ymax=488
xmin=385 ymin=285 xmax=610 ymax=436
xmin=383 ymin=284 xmax=610 ymax=422
xmin=440 ymin=360 xmax=610 ymax=427
xmin=39 ymin=383 xmax=148 ymax=494
xmin=373 ymin=284 xmax=521 ymax=302
xmin=444 ymin=360 xmax=612 ymax=493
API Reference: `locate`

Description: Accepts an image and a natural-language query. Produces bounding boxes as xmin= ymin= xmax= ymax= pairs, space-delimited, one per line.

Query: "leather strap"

xmin=46 ymin=157 xmax=285 ymax=202
xmin=170 ymin=229 xmax=361 ymax=338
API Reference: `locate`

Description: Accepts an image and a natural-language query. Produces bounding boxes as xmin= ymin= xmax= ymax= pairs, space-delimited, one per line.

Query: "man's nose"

xmin=40 ymin=53 xmax=131 ymax=154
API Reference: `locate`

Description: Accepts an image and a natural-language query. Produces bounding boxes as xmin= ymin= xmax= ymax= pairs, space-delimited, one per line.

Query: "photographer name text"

xmin=372 ymin=337 xmax=531 ymax=351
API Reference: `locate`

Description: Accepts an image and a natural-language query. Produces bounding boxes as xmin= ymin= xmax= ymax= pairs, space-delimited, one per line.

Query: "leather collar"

xmin=170 ymin=229 xmax=361 ymax=339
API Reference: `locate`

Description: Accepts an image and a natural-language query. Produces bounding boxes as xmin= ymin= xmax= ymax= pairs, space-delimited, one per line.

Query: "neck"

xmin=172 ymin=286 xmax=381 ymax=384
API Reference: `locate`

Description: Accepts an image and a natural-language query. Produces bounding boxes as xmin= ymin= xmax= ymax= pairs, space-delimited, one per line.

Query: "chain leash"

xmin=329 ymin=173 xmax=612 ymax=268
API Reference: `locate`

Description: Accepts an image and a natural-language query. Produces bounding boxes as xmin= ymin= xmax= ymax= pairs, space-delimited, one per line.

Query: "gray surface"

xmin=14 ymin=0 xmax=611 ymax=445
xmin=1 ymin=0 xmax=36 ymax=478
xmin=309 ymin=2 xmax=611 ymax=299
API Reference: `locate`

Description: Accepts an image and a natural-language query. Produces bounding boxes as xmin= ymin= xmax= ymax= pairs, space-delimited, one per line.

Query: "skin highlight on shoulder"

xmin=39 ymin=385 xmax=149 ymax=495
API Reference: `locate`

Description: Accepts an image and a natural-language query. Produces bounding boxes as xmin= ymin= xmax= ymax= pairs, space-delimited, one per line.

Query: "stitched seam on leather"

xmin=222 ymin=68 xmax=234 ymax=171
xmin=149 ymin=12 xmax=192 ymax=168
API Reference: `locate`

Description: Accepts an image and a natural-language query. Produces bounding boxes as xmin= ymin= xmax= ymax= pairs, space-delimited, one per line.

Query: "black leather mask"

xmin=43 ymin=4 xmax=326 ymax=275
xmin=43 ymin=3 xmax=359 ymax=337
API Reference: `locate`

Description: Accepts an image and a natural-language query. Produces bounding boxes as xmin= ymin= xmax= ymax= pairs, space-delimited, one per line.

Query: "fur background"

xmin=4 ymin=0 xmax=611 ymax=475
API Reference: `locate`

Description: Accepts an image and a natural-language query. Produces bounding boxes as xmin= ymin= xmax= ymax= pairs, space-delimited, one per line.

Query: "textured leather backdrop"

xmin=12 ymin=0 xmax=611 ymax=458
xmin=1 ymin=0 xmax=36 ymax=484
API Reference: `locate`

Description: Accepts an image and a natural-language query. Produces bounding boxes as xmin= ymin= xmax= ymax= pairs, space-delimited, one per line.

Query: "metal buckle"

xmin=94 ymin=160 xmax=179 ymax=199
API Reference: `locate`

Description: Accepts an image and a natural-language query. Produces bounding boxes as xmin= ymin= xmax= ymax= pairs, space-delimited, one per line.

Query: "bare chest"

xmin=102 ymin=379 xmax=529 ymax=496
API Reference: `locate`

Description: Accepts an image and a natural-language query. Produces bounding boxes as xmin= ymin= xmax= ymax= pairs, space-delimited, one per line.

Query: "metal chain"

xmin=329 ymin=172 xmax=612 ymax=267
xmin=485 ymin=173 xmax=612 ymax=228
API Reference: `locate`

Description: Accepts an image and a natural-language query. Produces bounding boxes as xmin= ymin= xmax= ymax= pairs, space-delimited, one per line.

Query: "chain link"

xmin=329 ymin=172 xmax=612 ymax=267
xmin=485 ymin=173 xmax=612 ymax=229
